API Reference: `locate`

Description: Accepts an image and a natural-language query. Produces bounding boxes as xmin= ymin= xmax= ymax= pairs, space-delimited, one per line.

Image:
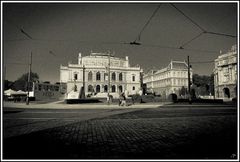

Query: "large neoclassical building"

xmin=60 ymin=52 xmax=141 ymax=98
xmin=143 ymin=60 xmax=192 ymax=99
xmin=213 ymin=45 xmax=237 ymax=99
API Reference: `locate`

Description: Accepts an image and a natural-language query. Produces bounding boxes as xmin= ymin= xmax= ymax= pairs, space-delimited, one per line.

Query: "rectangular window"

xmin=132 ymin=75 xmax=135 ymax=82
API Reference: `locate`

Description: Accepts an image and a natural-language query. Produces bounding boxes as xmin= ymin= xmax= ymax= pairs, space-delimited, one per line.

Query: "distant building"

xmin=60 ymin=52 xmax=141 ymax=98
xmin=143 ymin=60 xmax=192 ymax=99
xmin=213 ymin=45 xmax=237 ymax=99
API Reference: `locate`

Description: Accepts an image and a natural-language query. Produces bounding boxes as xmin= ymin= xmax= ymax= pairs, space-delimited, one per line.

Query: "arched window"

xmin=119 ymin=73 xmax=123 ymax=81
xmin=132 ymin=75 xmax=135 ymax=82
xmin=112 ymin=85 xmax=116 ymax=92
xmin=96 ymin=72 xmax=101 ymax=81
xmin=88 ymin=85 xmax=93 ymax=92
xmin=118 ymin=85 xmax=123 ymax=93
xmin=132 ymin=86 xmax=135 ymax=90
xmin=112 ymin=72 xmax=116 ymax=81
xmin=88 ymin=71 xmax=93 ymax=81
xmin=96 ymin=85 xmax=100 ymax=93
xmin=104 ymin=85 xmax=108 ymax=92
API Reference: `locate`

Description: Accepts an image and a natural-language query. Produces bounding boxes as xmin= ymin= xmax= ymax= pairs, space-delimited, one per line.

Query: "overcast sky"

xmin=3 ymin=2 xmax=238 ymax=83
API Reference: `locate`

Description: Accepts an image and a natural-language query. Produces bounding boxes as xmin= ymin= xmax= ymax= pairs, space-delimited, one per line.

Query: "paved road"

xmin=2 ymin=103 xmax=238 ymax=160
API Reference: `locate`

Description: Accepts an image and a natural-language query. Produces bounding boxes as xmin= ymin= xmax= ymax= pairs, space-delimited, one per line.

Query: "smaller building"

xmin=30 ymin=82 xmax=67 ymax=100
xmin=213 ymin=45 xmax=237 ymax=99
xmin=143 ymin=60 xmax=192 ymax=99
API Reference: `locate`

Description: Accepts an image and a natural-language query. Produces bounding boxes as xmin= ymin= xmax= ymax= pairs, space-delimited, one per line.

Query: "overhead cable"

xmin=5 ymin=62 xmax=28 ymax=66
xmin=170 ymin=3 xmax=206 ymax=32
xmin=6 ymin=19 xmax=33 ymax=40
xmin=129 ymin=4 xmax=162 ymax=45
xmin=205 ymin=31 xmax=237 ymax=38
xmin=180 ymin=32 xmax=204 ymax=48
xmin=141 ymin=43 xmax=219 ymax=53
xmin=191 ymin=60 xmax=215 ymax=64
xmin=171 ymin=3 xmax=237 ymax=39
xmin=20 ymin=28 xmax=33 ymax=40
xmin=135 ymin=4 xmax=162 ymax=42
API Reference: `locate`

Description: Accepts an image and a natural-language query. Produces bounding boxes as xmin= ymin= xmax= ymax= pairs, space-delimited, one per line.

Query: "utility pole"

xmin=108 ymin=52 xmax=111 ymax=105
xmin=26 ymin=52 xmax=32 ymax=105
xmin=187 ymin=55 xmax=192 ymax=104
xmin=82 ymin=65 xmax=86 ymax=99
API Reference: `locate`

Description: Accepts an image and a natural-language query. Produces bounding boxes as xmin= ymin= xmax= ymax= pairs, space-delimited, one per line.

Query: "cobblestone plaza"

xmin=3 ymin=102 xmax=237 ymax=160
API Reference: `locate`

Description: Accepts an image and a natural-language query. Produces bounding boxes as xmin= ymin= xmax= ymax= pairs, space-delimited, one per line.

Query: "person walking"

xmin=119 ymin=92 xmax=123 ymax=106
xmin=119 ymin=92 xmax=126 ymax=106
xmin=122 ymin=92 xmax=126 ymax=106
xmin=131 ymin=95 xmax=135 ymax=105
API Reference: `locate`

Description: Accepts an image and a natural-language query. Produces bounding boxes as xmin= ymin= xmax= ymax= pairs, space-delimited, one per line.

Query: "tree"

xmin=13 ymin=72 xmax=39 ymax=91
xmin=179 ymin=86 xmax=187 ymax=98
xmin=209 ymin=74 xmax=214 ymax=95
xmin=4 ymin=80 xmax=14 ymax=90
xmin=192 ymin=73 xmax=214 ymax=96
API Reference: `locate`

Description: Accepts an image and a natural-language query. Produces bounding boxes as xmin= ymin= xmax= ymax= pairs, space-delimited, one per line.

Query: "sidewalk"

xmin=3 ymin=101 xmax=172 ymax=110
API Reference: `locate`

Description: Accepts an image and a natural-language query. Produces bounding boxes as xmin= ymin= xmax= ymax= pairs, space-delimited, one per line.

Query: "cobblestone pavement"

xmin=3 ymin=108 xmax=139 ymax=138
xmin=2 ymin=104 xmax=238 ymax=160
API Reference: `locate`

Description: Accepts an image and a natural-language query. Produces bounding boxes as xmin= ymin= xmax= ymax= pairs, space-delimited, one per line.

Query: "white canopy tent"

xmin=15 ymin=90 xmax=27 ymax=95
xmin=4 ymin=89 xmax=16 ymax=96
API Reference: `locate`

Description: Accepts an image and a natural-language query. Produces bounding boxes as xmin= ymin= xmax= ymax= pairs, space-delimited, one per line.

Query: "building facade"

xmin=30 ymin=82 xmax=67 ymax=100
xmin=60 ymin=52 xmax=141 ymax=98
xmin=213 ymin=45 xmax=237 ymax=99
xmin=143 ymin=60 xmax=192 ymax=99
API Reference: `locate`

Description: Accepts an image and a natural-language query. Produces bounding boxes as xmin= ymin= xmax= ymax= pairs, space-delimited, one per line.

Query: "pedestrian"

xmin=119 ymin=92 xmax=126 ymax=106
xmin=132 ymin=95 xmax=135 ymax=105
xmin=122 ymin=92 xmax=126 ymax=106
xmin=119 ymin=92 xmax=123 ymax=106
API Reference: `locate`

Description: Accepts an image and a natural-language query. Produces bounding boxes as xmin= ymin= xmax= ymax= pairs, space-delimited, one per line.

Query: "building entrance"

xmin=223 ymin=87 xmax=230 ymax=98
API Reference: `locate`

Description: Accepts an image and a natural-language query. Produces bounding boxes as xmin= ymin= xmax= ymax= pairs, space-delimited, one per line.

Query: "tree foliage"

xmin=4 ymin=80 xmax=14 ymax=90
xmin=192 ymin=74 xmax=214 ymax=96
xmin=13 ymin=72 xmax=39 ymax=91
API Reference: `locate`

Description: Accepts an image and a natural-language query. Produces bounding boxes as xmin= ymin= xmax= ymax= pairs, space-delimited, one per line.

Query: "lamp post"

xmin=26 ymin=52 xmax=32 ymax=105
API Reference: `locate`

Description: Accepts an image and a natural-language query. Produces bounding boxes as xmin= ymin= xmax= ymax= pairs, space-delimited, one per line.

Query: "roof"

xmin=89 ymin=52 xmax=115 ymax=57
xmin=169 ymin=61 xmax=188 ymax=70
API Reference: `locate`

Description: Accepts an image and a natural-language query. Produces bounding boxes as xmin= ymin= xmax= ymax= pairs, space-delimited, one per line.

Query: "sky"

xmin=2 ymin=2 xmax=238 ymax=83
